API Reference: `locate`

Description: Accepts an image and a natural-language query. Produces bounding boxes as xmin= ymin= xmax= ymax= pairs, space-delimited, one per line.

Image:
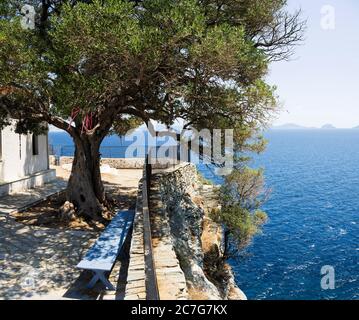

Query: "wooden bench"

xmin=77 ymin=210 xmax=135 ymax=290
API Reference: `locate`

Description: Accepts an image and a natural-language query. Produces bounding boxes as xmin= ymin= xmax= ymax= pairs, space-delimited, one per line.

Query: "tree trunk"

xmin=66 ymin=135 xmax=105 ymax=221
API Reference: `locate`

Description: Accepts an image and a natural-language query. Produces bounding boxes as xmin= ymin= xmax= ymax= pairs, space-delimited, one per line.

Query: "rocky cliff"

xmin=150 ymin=163 xmax=247 ymax=300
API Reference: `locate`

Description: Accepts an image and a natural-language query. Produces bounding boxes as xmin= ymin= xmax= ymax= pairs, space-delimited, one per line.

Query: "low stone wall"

xmin=124 ymin=180 xmax=147 ymax=300
xmin=150 ymin=164 xmax=221 ymax=299
xmin=59 ymin=156 xmax=180 ymax=170
xmin=150 ymin=178 xmax=189 ymax=300
xmin=125 ymin=175 xmax=188 ymax=300
xmin=49 ymin=155 xmax=57 ymax=166
xmin=150 ymin=163 xmax=246 ymax=300
xmin=0 ymin=169 xmax=56 ymax=197
xmin=59 ymin=156 xmax=145 ymax=169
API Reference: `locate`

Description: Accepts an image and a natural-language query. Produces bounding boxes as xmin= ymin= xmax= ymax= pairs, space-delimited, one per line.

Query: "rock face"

xmin=150 ymin=163 xmax=247 ymax=300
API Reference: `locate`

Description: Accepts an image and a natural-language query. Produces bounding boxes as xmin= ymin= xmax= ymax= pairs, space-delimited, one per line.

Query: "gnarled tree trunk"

xmin=66 ymin=134 xmax=106 ymax=221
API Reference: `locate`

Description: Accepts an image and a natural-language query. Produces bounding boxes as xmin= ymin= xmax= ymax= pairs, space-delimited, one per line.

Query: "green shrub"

xmin=213 ymin=167 xmax=269 ymax=257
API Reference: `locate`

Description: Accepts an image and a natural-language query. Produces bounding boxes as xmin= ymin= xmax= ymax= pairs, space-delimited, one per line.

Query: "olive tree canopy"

xmin=0 ymin=0 xmax=305 ymax=220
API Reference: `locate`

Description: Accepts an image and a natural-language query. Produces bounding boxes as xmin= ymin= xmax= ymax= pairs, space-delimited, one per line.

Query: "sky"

xmin=269 ymin=0 xmax=359 ymax=128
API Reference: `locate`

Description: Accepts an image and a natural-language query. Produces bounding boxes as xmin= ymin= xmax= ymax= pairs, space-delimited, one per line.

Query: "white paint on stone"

xmin=0 ymin=121 xmax=55 ymax=196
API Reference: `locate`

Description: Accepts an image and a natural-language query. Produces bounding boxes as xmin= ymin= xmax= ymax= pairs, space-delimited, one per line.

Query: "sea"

xmin=49 ymin=129 xmax=359 ymax=300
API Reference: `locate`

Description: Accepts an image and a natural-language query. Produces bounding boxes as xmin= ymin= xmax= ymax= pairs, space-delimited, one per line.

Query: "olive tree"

xmin=0 ymin=0 xmax=304 ymax=220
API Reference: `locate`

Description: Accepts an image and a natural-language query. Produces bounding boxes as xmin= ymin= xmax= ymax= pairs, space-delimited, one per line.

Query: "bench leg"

xmin=87 ymin=271 xmax=115 ymax=291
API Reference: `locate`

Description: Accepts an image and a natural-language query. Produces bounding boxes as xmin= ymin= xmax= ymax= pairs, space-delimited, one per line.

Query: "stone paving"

xmin=0 ymin=179 xmax=100 ymax=300
xmin=0 ymin=222 xmax=97 ymax=300
xmin=0 ymin=168 xmax=145 ymax=300
xmin=0 ymin=179 xmax=67 ymax=215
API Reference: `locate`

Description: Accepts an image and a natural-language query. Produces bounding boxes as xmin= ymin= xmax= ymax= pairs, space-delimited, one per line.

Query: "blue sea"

xmin=49 ymin=130 xmax=359 ymax=300
xmin=49 ymin=132 xmax=132 ymax=158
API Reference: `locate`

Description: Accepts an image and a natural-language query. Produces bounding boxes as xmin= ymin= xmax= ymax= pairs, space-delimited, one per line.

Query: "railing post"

xmin=188 ymin=138 xmax=192 ymax=163
xmin=176 ymin=133 xmax=181 ymax=162
xmin=146 ymin=157 xmax=152 ymax=200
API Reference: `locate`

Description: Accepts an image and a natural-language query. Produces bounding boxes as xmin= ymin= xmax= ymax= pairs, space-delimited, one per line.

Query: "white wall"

xmin=0 ymin=123 xmax=49 ymax=182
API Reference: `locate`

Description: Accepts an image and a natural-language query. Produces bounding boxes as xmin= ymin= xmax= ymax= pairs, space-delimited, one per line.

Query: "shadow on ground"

xmin=0 ymin=173 xmax=139 ymax=300
xmin=0 ymin=221 xmax=97 ymax=300
xmin=63 ymin=233 xmax=132 ymax=300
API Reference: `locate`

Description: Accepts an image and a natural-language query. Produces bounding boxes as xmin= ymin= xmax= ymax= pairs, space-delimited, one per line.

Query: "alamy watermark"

xmin=20 ymin=4 xmax=36 ymax=30
xmin=124 ymin=125 xmax=234 ymax=176
xmin=321 ymin=265 xmax=335 ymax=290
xmin=320 ymin=5 xmax=336 ymax=30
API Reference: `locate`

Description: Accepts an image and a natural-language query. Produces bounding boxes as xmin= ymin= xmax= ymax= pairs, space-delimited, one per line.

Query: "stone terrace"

xmin=0 ymin=179 xmax=97 ymax=300
xmin=0 ymin=169 xmax=142 ymax=300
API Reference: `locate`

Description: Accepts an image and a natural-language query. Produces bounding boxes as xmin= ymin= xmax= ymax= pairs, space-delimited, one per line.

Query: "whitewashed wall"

xmin=0 ymin=124 xmax=49 ymax=182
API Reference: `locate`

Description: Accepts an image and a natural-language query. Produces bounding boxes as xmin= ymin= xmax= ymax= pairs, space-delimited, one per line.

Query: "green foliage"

xmin=14 ymin=118 xmax=48 ymax=135
xmin=112 ymin=116 xmax=143 ymax=136
xmin=0 ymin=0 xmax=303 ymax=143
xmin=0 ymin=0 xmax=304 ymax=218
xmin=49 ymin=0 xmax=141 ymax=114
xmin=212 ymin=167 xmax=268 ymax=256
xmin=214 ymin=205 xmax=261 ymax=247
xmin=220 ymin=166 xmax=267 ymax=208
xmin=254 ymin=209 xmax=268 ymax=224
xmin=197 ymin=171 xmax=214 ymax=186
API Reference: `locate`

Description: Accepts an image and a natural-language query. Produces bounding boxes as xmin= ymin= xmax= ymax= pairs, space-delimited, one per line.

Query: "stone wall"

xmin=124 ymin=180 xmax=147 ymax=300
xmin=0 ymin=169 xmax=56 ymax=197
xmin=49 ymin=155 xmax=57 ymax=166
xmin=125 ymin=171 xmax=189 ymax=300
xmin=150 ymin=163 xmax=247 ymax=300
xmin=150 ymin=177 xmax=189 ymax=300
xmin=59 ymin=156 xmax=145 ymax=169
xmin=59 ymin=157 xmax=176 ymax=170
xmin=124 ymin=162 xmax=246 ymax=300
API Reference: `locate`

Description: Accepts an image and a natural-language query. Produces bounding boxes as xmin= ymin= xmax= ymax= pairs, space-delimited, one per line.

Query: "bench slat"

xmin=77 ymin=210 xmax=135 ymax=272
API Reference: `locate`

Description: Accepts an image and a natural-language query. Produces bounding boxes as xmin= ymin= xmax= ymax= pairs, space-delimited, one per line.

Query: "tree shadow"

xmin=63 ymin=229 xmax=132 ymax=300
xmin=0 ymin=221 xmax=97 ymax=300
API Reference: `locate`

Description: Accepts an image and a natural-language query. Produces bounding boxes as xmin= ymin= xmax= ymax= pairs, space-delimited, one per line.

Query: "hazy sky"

xmin=269 ymin=0 xmax=359 ymax=128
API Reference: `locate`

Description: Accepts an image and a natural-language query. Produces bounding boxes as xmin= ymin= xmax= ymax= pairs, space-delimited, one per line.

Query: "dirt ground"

xmin=11 ymin=166 xmax=143 ymax=232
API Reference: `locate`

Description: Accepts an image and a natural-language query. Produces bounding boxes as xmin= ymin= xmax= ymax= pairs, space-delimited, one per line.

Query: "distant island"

xmin=270 ymin=123 xmax=356 ymax=130
xmin=272 ymin=123 xmax=317 ymax=130
xmin=321 ymin=124 xmax=336 ymax=129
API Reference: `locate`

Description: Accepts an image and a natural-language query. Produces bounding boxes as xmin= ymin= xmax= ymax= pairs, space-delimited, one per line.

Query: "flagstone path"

xmin=0 ymin=169 xmax=142 ymax=300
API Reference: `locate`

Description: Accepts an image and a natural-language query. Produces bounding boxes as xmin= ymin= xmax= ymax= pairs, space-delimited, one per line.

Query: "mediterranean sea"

xmin=49 ymin=129 xmax=359 ymax=300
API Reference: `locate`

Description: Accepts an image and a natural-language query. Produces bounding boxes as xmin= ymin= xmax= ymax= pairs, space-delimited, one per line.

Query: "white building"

xmin=0 ymin=123 xmax=56 ymax=196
